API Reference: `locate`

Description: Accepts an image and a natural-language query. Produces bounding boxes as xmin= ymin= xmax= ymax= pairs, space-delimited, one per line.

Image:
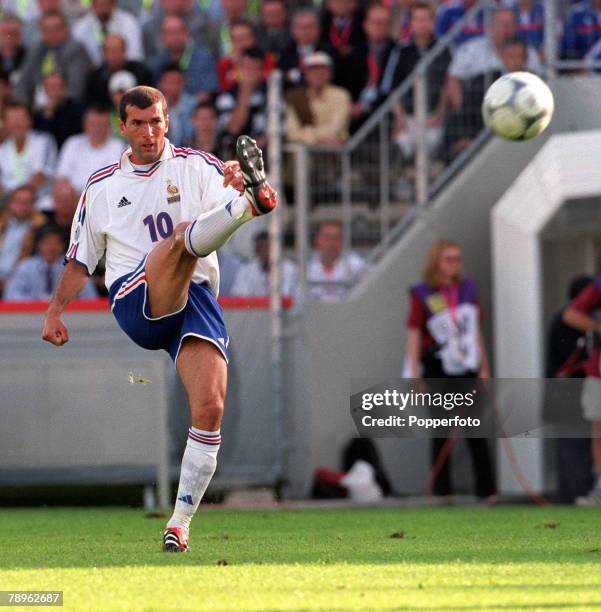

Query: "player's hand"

xmin=223 ymin=160 xmax=244 ymax=194
xmin=42 ymin=314 xmax=69 ymax=346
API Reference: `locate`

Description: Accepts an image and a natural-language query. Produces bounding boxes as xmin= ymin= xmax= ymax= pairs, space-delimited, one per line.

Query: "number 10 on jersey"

xmin=143 ymin=212 xmax=174 ymax=242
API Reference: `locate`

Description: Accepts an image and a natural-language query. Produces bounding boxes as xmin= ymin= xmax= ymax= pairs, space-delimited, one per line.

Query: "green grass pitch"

xmin=1 ymin=506 xmax=601 ymax=611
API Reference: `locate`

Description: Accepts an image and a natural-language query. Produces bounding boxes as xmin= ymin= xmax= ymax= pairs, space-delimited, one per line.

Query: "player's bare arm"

xmin=41 ymin=261 xmax=90 ymax=346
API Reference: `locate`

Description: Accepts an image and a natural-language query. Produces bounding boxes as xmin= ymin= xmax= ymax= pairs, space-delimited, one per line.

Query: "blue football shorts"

xmin=109 ymin=256 xmax=229 ymax=363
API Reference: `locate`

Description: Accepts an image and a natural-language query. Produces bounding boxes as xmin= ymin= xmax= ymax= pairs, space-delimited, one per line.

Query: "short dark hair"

xmin=3 ymin=100 xmax=31 ymax=120
xmin=194 ymin=100 xmax=216 ymax=115
xmin=501 ymin=36 xmax=528 ymax=51
xmin=36 ymin=223 xmax=65 ymax=245
xmin=242 ymin=46 xmax=265 ymax=62
xmin=230 ymin=17 xmax=256 ymax=37
xmin=569 ymin=275 xmax=593 ymax=300
xmin=411 ymin=1 xmax=436 ymax=18
xmin=41 ymin=10 xmax=67 ymax=26
xmin=85 ymin=104 xmax=111 ymax=118
xmin=9 ymin=184 xmax=35 ymax=201
xmin=119 ymin=85 xmax=167 ymax=122
xmin=159 ymin=63 xmax=184 ymax=79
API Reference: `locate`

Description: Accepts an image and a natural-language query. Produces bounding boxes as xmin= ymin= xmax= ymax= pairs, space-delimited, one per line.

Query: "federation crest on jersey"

xmin=166 ymin=180 xmax=180 ymax=204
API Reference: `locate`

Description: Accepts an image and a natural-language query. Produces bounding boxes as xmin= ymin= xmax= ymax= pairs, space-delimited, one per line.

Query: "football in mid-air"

xmin=482 ymin=71 xmax=554 ymax=141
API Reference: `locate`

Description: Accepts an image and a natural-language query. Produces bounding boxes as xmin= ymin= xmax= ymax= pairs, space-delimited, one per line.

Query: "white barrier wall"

xmin=492 ymin=131 xmax=601 ymax=493
xmin=0 ymin=301 xmax=288 ymax=502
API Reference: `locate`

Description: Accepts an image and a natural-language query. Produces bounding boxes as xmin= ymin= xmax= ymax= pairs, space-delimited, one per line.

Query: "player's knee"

xmin=191 ymin=397 xmax=224 ymax=428
xmin=171 ymin=222 xmax=191 ymax=250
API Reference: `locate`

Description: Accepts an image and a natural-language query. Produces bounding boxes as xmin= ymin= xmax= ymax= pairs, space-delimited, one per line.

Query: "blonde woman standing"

xmin=405 ymin=239 xmax=496 ymax=501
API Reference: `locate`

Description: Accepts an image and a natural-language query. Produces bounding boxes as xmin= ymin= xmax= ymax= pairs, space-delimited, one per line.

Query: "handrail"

xmin=283 ymin=0 xmax=492 ymax=157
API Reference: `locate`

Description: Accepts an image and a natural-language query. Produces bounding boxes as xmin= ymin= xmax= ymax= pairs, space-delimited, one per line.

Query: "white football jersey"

xmin=66 ymin=140 xmax=243 ymax=295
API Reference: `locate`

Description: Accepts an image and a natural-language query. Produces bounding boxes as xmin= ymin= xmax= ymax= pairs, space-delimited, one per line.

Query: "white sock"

xmin=167 ymin=427 xmax=221 ymax=532
xmin=184 ymin=196 xmax=253 ymax=257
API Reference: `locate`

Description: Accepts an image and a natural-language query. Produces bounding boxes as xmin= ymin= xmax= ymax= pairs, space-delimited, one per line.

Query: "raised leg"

xmin=144 ymin=221 xmax=197 ymax=318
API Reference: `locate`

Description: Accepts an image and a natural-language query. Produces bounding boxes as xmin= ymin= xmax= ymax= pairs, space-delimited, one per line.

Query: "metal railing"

xmin=276 ymin=0 xmax=596 ymax=301
xmin=283 ymin=0 xmax=495 ymax=300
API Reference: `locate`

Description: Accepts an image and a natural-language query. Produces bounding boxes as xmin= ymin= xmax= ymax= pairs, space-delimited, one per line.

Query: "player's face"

xmin=120 ymin=103 xmax=170 ymax=165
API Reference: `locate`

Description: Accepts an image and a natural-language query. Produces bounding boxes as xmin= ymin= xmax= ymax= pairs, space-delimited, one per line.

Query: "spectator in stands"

xmin=219 ymin=0 xmax=250 ymax=56
xmin=21 ymin=0 xmax=62 ymax=48
xmin=546 ymin=275 xmax=593 ymax=504
xmin=389 ymin=1 xmax=451 ymax=161
xmin=231 ymin=230 xmax=298 ymax=296
xmin=563 ymin=0 xmax=601 ymax=60
xmin=511 ymin=0 xmax=545 ymax=54
xmin=56 ymin=106 xmax=124 ymax=193
xmin=446 ymin=8 xmax=542 ymax=114
xmin=32 ymin=177 xmax=77 ymax=253
xmin=307 ymin=220 xmax=366 ymax=302
xmin=217 ymin=18 xmax=276 ymax=93
xmin=391 ymin=0 xmax=415 ymax=44
xmin=444 ymin=37 xmax=529 ymax=158
xmin=435 ymin=0 xmax=485 ymax=48
xmin=350 ymin=3 xmax=398 ymax=130
xmin=16 ymin=10 xmax=91 ymax=106
xmin=149 ymin=15 xmax=217 ymax=100
xmin=256 ymin=0 xmax=292 ymax=59
xmin=320 ymin=0 xmax=367 ymax=101
xmin=0 ymin=102 xmax=56 ymax=210
xmin=72 ymin=0 xmax=143 ymax=67
xmin=107 ymin=69 xmax=137 ymax=139
xmin=5 ymin=225 xmax=97 ymax=300
xmin=286 ymin=51 xmax=351 ymax=146
xmin=563 ymin=276 xmax=601 ymax=506
xmin=143 ymin=0 xmax=221 ymax=60
xmin=0 ymin=14 xmax=25 ymax=80
xmin=158 ymin=64 xmax=196 ymax=146
xmin=0 ymin=186 xmax=47 ymax=295
xmin=85 ymin=33 xmax=152 ymax=108
xmin=279 ymin=8 xmax=325 ymax=89
xmin=33 ymin=71 xmax=84 ymax=148
xmin=187 ymin=101 xmax=223 ymax=156
xmin=216 ymin=47 xmax=268 ymax=157
xmin=405 ymin=238 xmax=496 ymax=502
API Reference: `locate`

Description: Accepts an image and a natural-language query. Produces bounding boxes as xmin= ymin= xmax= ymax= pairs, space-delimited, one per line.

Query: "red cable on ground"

xmin=426 ymin=390 xmax=551 ymax=507
xmin=426 ymin=428 xmax=458 ymax=502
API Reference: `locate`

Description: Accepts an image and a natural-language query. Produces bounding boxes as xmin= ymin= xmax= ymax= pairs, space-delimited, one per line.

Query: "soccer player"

xmin=41 ymin=86 xmax=276 ymax=552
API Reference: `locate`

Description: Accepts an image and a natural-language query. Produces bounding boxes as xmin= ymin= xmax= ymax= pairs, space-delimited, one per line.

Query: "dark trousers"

xmin=423 ymin=354 xmax=497 ymax=497
xmin=431 ymin=436 xmax=496 ymax=497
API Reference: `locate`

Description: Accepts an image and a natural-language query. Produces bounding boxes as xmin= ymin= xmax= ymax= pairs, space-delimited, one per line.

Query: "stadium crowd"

xmin=0 ymin=0 xmax=597 ymax=299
